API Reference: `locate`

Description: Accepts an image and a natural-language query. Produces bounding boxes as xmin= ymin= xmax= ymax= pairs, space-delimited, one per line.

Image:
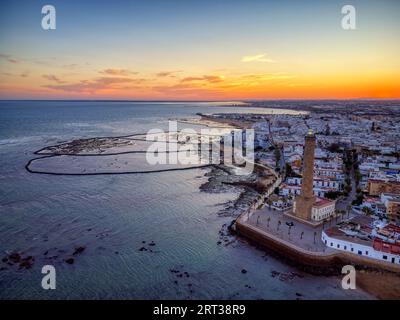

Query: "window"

xmin=325 ymin=240 xmax=327 ymax=244
xmin=383 ymin=255 xmax=387 ymax=260
xmin=365 ymin=251 xmax=368 ymax=255
xmin=392 ymin=257 xmax=395 ymax=264
xmin=337 ymin=244 xmax=340 ymax=249
xmin=344 ymin=246 xmax=347 ymax=250
xmin=330 ymin=243 xmax=333 ymax=247
xmin=358 ymin=250 xmax=362 ymax=255
xmin=351 ymin=248 xmax=354 ymax=252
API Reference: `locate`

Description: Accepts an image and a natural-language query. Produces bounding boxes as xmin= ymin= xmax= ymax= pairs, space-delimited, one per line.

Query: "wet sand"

xmin=357 ymin=270 xmax=400 ymax=299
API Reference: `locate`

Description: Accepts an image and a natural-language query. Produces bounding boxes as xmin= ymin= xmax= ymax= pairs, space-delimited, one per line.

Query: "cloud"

xmin=181 ymin=75 xmax=224 ymax=83
xmin=44 ymin=77 xmax=136 ymax=93
xmin=241 ymin=54 xmax=275 ymax=63
xmin=152 ymin=83 xmax=224 ymax=97
xmin=100 ymin=69 xmax=137 ymax=76
xmin=241 ymin=73 xmax=296 ymax=81
xmin=156 ymin=70 xmax=182 ymax=78
xmin=43 ymin=74 xmax=65 ymax=84
xmin=0 ymin=53 xmax=20 ymax=64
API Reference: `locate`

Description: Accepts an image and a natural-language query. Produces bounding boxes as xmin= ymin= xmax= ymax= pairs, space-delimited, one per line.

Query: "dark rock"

xmin=2 ymin=257 xmax=8 ymax=263
xmin=139 ymin=247 xmax=147 ymax=251
xmin=271 ymin=270 xmax=280 ymax=278
xmin=9 ymin=253 xmax=21 ymax=263
xmin=241 ymin=269 xmax=247 ymax=274
xmin=295 ymin=292 xmax=302 ymax=297
xmin=43 ymin=251 xmax=48 ymax=256
xmin=73 ymin=246 xmax=86 ymax=255
xmin=18 ymin=255 xmax=34 ymax=269
xmin=65 ymin=258 xmax=74 ymax=264
xmin=19 ymin=260 xmax=33 ymax=269
xmin=148 ymin=241 xmax=156 ymax=246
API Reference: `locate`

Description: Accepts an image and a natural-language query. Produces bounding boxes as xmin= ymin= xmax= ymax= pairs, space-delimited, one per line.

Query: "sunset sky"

xmin=0 ymin=0 xmax=399 ymax=100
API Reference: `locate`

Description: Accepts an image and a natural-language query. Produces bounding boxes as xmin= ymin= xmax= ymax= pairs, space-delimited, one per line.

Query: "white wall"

xmin=322 ymin=231 xmax=400 ymax=264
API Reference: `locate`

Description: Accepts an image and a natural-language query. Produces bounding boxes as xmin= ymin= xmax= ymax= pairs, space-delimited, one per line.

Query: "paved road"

xmin=336 ymin=167 xmax=356 ymax=213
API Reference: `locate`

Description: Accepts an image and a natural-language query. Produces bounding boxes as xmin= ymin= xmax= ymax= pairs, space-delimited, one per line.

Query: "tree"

xmin=362 ymin=206 xmax=373 ymax=216
xmin=325 ymin=124 xmax=331 ymax=136
xmin=355 ymin=170 xmax=362 ymax=186
xmin=352 ymin=192 xmax=364 ymax=206
xmin=285 ymin=163 xmax=301 ymax=178
xmin=274 ymin=148 xmax=281 ymax=165
xmin=327 ymin=143 xmax=341 ymax=153
xmin=325 ymin=191 xmax=341 ymax=200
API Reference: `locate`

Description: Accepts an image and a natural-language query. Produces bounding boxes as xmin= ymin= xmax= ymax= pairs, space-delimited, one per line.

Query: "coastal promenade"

xmin=234 ymin=163 xmax=400 ymax=273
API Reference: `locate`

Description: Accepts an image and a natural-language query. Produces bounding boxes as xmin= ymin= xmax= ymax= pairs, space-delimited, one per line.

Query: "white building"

xmin=311 ymin=198 xmax=336 ymax=221
xmin=322 ymin=231 xmax=400 ymax=265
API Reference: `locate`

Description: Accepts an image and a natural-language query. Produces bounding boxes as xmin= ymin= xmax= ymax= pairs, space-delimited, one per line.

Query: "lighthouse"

xmin=293 ymin=129 xmax=316 ymax=221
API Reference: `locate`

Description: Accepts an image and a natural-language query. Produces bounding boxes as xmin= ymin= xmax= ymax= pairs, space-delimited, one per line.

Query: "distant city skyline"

xmin=1 ymin=0 xmax=400 ymax=100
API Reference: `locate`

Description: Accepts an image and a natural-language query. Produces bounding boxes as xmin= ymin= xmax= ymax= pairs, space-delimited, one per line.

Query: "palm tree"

xmin=277 ymin=220 xmax=281 ymax=231
xmin=267 ymin=217 xmax=271 ymax=228
xmin=256 ymin=215 xmax=260 ymax=226
xmin=300 ymin=231 xmax=304 ymax=240
xmin=313 ymin=231 xmax=317 ymax=244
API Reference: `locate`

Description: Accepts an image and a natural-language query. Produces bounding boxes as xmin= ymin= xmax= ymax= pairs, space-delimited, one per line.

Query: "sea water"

xmin=0 ymin=101 xmax=372 ymax=299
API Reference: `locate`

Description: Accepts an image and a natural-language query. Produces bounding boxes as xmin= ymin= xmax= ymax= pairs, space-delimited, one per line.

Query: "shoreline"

xmin=196 ymin=111 xmax=400 ymax=299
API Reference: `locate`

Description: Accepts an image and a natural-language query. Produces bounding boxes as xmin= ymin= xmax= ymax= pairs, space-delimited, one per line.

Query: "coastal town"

xmin=201 ymin=101 xmax=400 ymax=270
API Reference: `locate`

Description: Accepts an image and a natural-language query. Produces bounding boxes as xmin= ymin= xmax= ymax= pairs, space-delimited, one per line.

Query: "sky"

xmin=0 ymin=0 xmax=399 ymax=100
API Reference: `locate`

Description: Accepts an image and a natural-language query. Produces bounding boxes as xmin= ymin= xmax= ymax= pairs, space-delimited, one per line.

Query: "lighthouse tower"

xmin=293 ymin=129 xmax=316 ymax=221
